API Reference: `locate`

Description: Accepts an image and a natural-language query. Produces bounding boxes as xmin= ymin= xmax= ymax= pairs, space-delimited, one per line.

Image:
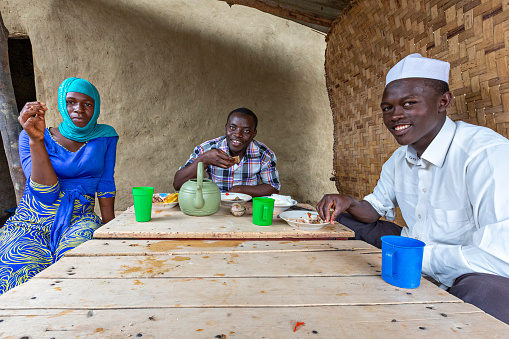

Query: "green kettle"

xmin=178 ymin=162 xmax=221 ymax=216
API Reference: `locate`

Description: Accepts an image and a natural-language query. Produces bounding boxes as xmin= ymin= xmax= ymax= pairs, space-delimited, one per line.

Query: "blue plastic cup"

xmin=381 ymin=235 xmax=426 ymax=289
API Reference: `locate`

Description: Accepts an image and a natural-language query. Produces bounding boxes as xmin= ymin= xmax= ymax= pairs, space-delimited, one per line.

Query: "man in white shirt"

xmin=316 ymin=53 xmax=509 ymax=324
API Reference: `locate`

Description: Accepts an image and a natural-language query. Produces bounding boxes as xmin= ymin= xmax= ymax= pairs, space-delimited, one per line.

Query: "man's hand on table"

xmin=228 ymin=184 xmax=278 ymax=198
xmin=316 ymin=194 xmax=380 ymax=225
xmin=316 ymin=194 xmax=354 ymax=224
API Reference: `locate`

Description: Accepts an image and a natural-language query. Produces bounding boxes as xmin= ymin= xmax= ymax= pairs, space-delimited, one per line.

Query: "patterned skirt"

xmin=0 ymin=184 xmax=102 ymax=295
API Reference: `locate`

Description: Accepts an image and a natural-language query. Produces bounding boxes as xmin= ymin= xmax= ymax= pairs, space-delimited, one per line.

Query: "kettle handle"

xmin=196 ymin=161 xmax=203 ymax=189
xmin=194 ymin=162 xmax=205 ymax=209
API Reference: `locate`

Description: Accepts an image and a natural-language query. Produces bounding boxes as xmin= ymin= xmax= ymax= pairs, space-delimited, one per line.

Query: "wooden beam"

xmin=0 ymin=10 xmax=26 ymax=204
xmin=219 ymin=0 xmax=334 ymax=28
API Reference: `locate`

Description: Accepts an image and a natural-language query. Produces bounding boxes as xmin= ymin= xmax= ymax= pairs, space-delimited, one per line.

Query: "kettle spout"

xmin=194 ymin=185 xmax=204 ymax=209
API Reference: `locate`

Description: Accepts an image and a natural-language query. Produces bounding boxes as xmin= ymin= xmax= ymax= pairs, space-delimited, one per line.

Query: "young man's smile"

xmin=380 ymin=78 xmax=451 ymax=157
xmin=225 ymin=112 xmax=257 ymax=157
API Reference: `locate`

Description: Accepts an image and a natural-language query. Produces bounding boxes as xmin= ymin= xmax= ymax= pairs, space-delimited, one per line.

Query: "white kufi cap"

xmin=385 ymin=53 xmax=450 ymax=86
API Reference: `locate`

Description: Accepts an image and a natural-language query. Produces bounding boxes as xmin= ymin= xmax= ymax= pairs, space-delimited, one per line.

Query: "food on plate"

xmin=152 ymin=195 xmax=163 ymax=203
xmin=230 ymin=202 xmax=246 ymax=217
xmin=279 ymin=211 xmax=327 ymax=230
xmin=288 ymin=212 xmax=323 ymax=224
xmin=163 ymin=193 xmax=179 ymax=203
xmin=224 ymin=196 xmax=243 ymax=201
xmin=152 ymin=193 xmax=179 ymax=204
xmin=222 ymin=193 xmax=251 ymax=202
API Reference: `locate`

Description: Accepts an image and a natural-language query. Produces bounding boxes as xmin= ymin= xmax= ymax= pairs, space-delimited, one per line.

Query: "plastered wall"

xmin=0 ymin=137 xmax=15 ymax=222
xmin=1 ymin=0 xmax=337 ymax=211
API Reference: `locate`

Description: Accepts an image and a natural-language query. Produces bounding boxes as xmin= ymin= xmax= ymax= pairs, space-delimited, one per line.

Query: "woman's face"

xmin=66 ymin=92 xmax=95 ymax=127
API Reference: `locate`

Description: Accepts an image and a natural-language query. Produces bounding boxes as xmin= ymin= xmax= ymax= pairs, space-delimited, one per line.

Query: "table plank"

xmin=37 ymin=250 xmax=384 ymax=279
xmin=1 ymin=303 xmax=507 ymax=338
xmin=0 ymin=276 xmax=458 ymax=309
xmin=2 ymin=239 xmax=505 ymax=337
xmin=94 ymin=206 xmax=354 ymax=239
xmin=67 ymin=239 xmax=379 ymax=257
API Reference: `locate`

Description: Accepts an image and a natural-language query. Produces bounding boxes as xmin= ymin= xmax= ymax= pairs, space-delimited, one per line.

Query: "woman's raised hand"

xmin=19 ymin=102 xmax=48 ymax=141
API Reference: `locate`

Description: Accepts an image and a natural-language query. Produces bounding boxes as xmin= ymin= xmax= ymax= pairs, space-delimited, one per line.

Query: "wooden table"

xmin=94 ymin=205 xmax=354 ymax=240
xmin=0 ymin=239 xmax=507 ymax=337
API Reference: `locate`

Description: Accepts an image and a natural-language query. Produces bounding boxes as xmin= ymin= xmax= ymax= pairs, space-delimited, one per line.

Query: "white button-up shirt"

xmin=364 ymin=117 xmax=509 ymax=287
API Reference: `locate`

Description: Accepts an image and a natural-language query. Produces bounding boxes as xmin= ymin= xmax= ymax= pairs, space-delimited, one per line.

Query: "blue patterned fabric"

xmin=0 ymin=129 xmax=117 ymax=294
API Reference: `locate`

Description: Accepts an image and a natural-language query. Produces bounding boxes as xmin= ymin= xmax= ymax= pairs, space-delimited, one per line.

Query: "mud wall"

xmin=1 ymin=0 xmax=337 ymax=211
xmin=0 ymin=134 xmax=15 ymax=224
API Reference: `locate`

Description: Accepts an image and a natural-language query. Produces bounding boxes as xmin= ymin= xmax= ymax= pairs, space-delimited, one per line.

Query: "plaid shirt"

xmin=181 ymin=136 xmax=280 ymax=192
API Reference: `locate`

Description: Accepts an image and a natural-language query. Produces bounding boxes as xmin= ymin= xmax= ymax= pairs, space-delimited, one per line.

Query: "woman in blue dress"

xmin=0 ymin=77 xmax=118 ymax=294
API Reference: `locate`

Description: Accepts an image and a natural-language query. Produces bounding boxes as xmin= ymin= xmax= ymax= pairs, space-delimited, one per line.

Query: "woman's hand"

xmin=18 ymin=102 xmax=48 ymax=142
xmin=19 ymin=101 xmax=57 ymax=186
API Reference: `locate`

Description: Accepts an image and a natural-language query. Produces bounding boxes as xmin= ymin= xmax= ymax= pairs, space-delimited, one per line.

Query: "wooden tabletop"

xmin=0 ymin=239 xmax=506 ymax=337
xmin=93 ymin=205 xmax=355 ymax=239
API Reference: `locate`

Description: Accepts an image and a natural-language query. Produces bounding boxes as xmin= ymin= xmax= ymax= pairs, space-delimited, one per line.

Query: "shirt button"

xmin=422 ymin=188 xmax=427 ymax=193
xmin=418 ymin=214 xmax=421 ymax=219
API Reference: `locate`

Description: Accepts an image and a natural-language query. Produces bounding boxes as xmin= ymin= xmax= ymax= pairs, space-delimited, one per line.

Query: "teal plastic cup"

xmin=252 ymin=197 xmax=275 ymax=226
xmin=381 ymin=235 xmax=426 ymax=289
xmin=132 ymin=187 xmax=154 ymax=222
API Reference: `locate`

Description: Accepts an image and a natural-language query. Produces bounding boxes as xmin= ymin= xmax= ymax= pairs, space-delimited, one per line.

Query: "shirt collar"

xmin=219 ymin=136 xmax=260 ymax=158
xmin=406 ymin=117 xmax=456 ymax=168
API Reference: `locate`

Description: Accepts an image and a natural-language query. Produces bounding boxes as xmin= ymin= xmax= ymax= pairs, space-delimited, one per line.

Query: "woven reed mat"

xmin=325 ymin=0 xmax=509 ymax=226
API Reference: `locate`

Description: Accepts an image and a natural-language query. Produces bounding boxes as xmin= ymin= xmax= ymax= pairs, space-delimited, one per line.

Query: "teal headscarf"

xmin=58 ymin=77 xmax=118 ymax=142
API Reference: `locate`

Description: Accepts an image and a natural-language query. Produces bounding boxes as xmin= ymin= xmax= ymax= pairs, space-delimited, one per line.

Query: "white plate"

xmin=279 ymin=210 xmax=329 ymax=230
xmin=152 ymin=193 xmax=178 ymax=211
xmin=220 ymin=193 xmax=252 ymax=206
xmin=153 ymin=202 xmax=178 ymax=211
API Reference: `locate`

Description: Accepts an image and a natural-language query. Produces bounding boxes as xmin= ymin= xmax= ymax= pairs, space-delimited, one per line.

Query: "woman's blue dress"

xmin=0 ymin=128 xmax=117 ymax=294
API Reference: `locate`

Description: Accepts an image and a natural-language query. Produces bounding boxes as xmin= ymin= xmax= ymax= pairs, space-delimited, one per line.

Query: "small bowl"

xmin=272 ymin=199 xmax=298 ymax=216
xmin=220 ymin=193 xmax=252 ymax=207
xmin=279 ymin=210 xmax=329 ymax=230
xmin=152 ymin=193 xmax=178 ymax=211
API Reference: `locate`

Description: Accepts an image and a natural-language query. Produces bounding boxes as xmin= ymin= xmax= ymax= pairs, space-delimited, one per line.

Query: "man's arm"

xmin=173 ymin=160 xmax=202 ymax=190
xmin=253 ymin=149 xmax=281 ymax=197
xmin=316 ymin=194 xmax=381 ymax=224
xmin=228 ymin=183 xmax=278 ymax=197
xmin=424 ymin=145 xmax=509 ymax=286
xmin=173 ymin=149 xmax=236 ymax=190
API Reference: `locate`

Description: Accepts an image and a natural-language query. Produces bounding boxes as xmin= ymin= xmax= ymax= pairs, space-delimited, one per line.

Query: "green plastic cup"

xmin=252 ymin=197 xmax=275 ymax=226
xmin=132 ymin=186 xmax=154 ymax=222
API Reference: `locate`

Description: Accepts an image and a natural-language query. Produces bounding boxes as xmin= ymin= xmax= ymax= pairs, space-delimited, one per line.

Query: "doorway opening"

xmin=9 ymin=37 xmax=37 ymax=111
xmin=0 ymin=36 xmax=36 ymax=225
